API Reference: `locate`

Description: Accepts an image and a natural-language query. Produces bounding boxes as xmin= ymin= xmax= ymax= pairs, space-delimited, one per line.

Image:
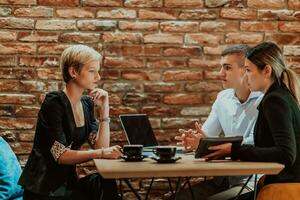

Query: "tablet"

xmin=195 ymin=136 xmax=243 ymax=159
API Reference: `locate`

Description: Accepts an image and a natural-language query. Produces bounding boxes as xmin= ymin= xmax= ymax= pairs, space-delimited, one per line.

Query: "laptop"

xmin=119 ymin=114 xmax=158 ymax=148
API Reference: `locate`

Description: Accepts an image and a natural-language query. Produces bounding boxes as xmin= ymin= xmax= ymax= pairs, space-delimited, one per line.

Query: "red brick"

xmin=0 ymin=31 xmax=17 ymax=42
xmin=185 ymin=33 xmax=222 ymax=46
xmin=121 ymin=45 xmax=143 ymax=56
xmin=185 ymin=81 xmax=223 ymax=92
xmin=0 ymin=80 xmax=20 ymax=91
xmin=102 ymin=82 xmax=143 ymax=93
xmin=144 ymin=45 xmax=161 ymax=56
xmin=38 ymin=0 xmax=79 ymax=6
xmin=14 ymin=6 xmax=53 ymax=17
xmin=139 ymin=9 xmax=177 ymax=20
xmin=204 ymin=70 xmax=221 ymax=80
xmin=19 ymin=56 xmax=59 ymax=67
xmin=160 ymin=21 xmax=199 ymax=32
xmin=0 ymin=0 xmax=36 ymax=5
xmin=162 ymin=118 xmax=198 ymax=129
xmin=258 ymin=10 xmax=296 ymax=21
xmin=286 ymin=57 xmax=300 ymax=69
xmin=144 ymin=33 xmax=182 ymax=44
xmin=18 ymin=132 xmax=35 ymax=142
xmin=37 ymin=68 xmax=61 ymax=80
xmin=0 ymin=106 xmax=14 ymax=117
xmin=220 ymin=8 xmax=256 ymax=19
xmin=205 ymin=0 xmax=236 ymax=7
xmin=0 ymin=43 xmax=36 ymax=55
xmin=124 ymin=0 xmax=162 ymax=7
xmin=56 ymin=8 xmax=94 ymax=18
xmin=103 ymin=44 xmax=121 ymax=56
xmin=225 ymin=33 xmax=263 ymax=44
xmin=0 ymin=94 xmax=36 ymax=104
xmin=163 ymin=70 xmax=203 ymax=81
xmin=265 ymin=33 xmax=300 ymax=45
xmin=203 ymin=46 xmax=226 ymax=55
xmin=59 ymin=33 xmax=100 ymax=43
xmin=0 ymin=56 xmax=16 ymax=66
xmin=100 ymin=70 xmax=119 ymax=80
xmin=141 ymin=106 xmax=180 ymax=116
xmin=97 ymin=8 xmax=136 ymax=19
xmin=147 ymin=58 xmax=186 ymax=68
xmin=15 ymin=106 xmax=40 ymax=117
xmin=164 ymin=0 xmax=203 ymax=8
xmin=0 ymin=68 xmax=15 ymax=79
xmin=179 ymin=9 xmax=217 ymax=20
xmin=0 ymin=17 xmax=34 ymax=29
xmin=163 ymin=94 xmax=203 ymax=105
xmin=19 ymin=80 xmax=45 ymax=92
xmin=119 ymin=21 xmax=159 ymax=32
xmin=121 ymin=70 xmax=150 ymax=80
xmin=110 ymin=106 xmax=138 ymax=116
xmin=0 ymin=118 xmax=36 ymax=131
xmin=38 ymin=44 xmax=69 ymax=54
xmin=104 ymin=57 xmax=144 ymax=68
xmin=163 ymin=47 xmax=202 ymax=57
xmin=82 ymin=0 xmax=122 ymax=6
xmin=123 ymin=93 xmax=160 ymax=105
xmin=144 ymin=82 xmax=181 ymax=93
xmin=241 ymin=21 xmax=278 ymax=32
xmin=248 ymin=0 xmax=285 ymax=9
xmin=145 ymin=71 xmax=161 ymax=81
xmin=36 ymin=19 xmax=76 ymax=30
xmin=288 ymin=0 xmax=300 ymax=9
xmin=15 ymin=68 xmax=37 ymax=80
xmin=180 ymin=106 xmax=210 ymax=116
xmin=283 ymin=46 xmax=300 ymax=56
xmin=279 ymin=22 xmax=300 ymax=32
xmin=18 ymin=31 xmax=59 ymax=42
xmin=200 ymin=21 xmax=239 ymax=32
xmin=77 ymin=20 xmax=117 ymax=31
xmin=102 ymin=32 xmax=143 ymax=44
xmin=189 ymin=58 xmax=220 ymax=68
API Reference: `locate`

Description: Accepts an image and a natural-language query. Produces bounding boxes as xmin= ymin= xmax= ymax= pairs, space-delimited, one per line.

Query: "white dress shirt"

xmin=202 ymin=89 xmax=263 ymax=145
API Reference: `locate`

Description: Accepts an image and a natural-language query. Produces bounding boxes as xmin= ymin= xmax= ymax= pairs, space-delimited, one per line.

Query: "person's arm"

xmin=232 ymin=94 xmax=297 ymax=166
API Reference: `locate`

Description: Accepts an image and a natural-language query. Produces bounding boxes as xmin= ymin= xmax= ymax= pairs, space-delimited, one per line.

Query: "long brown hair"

xmin=247 ymin=42 xmax=300 ymax=104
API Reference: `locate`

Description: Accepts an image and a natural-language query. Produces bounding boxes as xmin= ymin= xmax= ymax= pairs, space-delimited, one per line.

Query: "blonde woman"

xmin=19 ymin=45 xmax=122 ymax=200
xmin=204 ymin=42 xmax=300 ymax=199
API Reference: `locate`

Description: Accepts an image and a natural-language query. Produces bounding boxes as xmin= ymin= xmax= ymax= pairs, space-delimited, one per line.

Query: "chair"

xmin=257 ymin=183 xmax=300 ymax=200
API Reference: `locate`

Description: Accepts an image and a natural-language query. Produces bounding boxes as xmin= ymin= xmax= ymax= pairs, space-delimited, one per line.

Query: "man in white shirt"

xmin=174 ymin=44 xmax=263 ymax=200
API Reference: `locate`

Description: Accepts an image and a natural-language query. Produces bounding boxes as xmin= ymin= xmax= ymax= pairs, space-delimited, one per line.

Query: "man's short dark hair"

xmin=221 ymin=44 xmax=251 ymax=57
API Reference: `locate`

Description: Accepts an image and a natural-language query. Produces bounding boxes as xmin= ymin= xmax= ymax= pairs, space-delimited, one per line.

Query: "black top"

xmin=232 ymin=81 xmax=300 ymax=184
xmin=18 ymin=91 xmax=98 ymax=195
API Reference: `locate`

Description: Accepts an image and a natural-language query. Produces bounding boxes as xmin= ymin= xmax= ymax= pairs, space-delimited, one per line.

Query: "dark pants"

xmin=23 ymin=173 xmax=120 ymax=200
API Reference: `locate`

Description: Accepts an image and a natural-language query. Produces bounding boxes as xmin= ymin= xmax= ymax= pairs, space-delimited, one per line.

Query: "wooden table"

xmin=94 ymin=155 xmax=284 ymax=179
xmin=94 ymin=155 xmax=284 ymax=200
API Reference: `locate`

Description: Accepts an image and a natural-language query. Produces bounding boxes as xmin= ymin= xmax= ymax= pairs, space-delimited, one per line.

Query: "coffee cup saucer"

xmin=121 ymin=155 xmax=146 ymax=162
xmin=151 ymin=156 xmax=181 ymax=163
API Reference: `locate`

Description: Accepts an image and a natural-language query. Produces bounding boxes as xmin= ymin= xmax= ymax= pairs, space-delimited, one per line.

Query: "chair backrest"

xmin=257 ymin=183 xmax=300 ymax=200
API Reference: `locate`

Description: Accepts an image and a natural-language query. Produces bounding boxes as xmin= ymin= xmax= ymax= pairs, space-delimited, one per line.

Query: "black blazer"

xmin=232 ymin=81 xmax=300 ymax=184
xmin=18 ymin=91 xmax=98 ymax=195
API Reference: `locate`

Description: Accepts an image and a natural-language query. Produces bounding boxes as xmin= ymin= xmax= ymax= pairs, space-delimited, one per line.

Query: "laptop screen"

xmin=119 ymin=114 xmax=158 ymax=147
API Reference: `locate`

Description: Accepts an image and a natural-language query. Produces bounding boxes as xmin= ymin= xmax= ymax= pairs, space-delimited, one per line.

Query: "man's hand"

xmin=175 ymin=121 xmax=206 ymax=151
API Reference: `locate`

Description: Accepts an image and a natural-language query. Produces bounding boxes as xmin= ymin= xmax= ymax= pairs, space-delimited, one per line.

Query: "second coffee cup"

xmin=153 ymin=146 xmax=176 ymax=160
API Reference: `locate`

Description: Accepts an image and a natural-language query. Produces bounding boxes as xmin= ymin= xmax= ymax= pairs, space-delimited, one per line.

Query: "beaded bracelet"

xmin=99 ymin=117 xmax=111 ymax=123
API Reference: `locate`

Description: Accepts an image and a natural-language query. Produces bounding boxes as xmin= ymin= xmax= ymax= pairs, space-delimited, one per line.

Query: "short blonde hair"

xmin=60 ymin=45 xmax=102 ymax=83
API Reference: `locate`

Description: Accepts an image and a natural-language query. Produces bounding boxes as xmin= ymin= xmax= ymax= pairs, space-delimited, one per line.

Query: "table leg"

xmin=168 ymin=178 xmax=174 ymax=195
xmin=186 ymin=177 xmax=195 ymax=200
xmin=253 ymin=174 xmax=258 ymax=200
xmin=119 ymin=179 xmax=123 ymax=200
xmin=233 ymin=175 xmax=253 ymax=200
xmin=145 ymin=177 xmax=154 ymax=200
xmin=123 ymin=179 xmax=142 ymax=200
xmin=173 ymin=177 xmax=182 ymax=200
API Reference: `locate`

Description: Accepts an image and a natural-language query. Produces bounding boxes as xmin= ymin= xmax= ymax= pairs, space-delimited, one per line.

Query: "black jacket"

xmin=232 ymin=81 xmax=300 ymax=184
xmin=18 ymin=91 xmax=98 ymax=195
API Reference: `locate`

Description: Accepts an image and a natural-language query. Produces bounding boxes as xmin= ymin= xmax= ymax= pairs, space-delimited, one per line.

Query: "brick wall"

xmin=0 ymin=0 xmax=300 ymax=196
